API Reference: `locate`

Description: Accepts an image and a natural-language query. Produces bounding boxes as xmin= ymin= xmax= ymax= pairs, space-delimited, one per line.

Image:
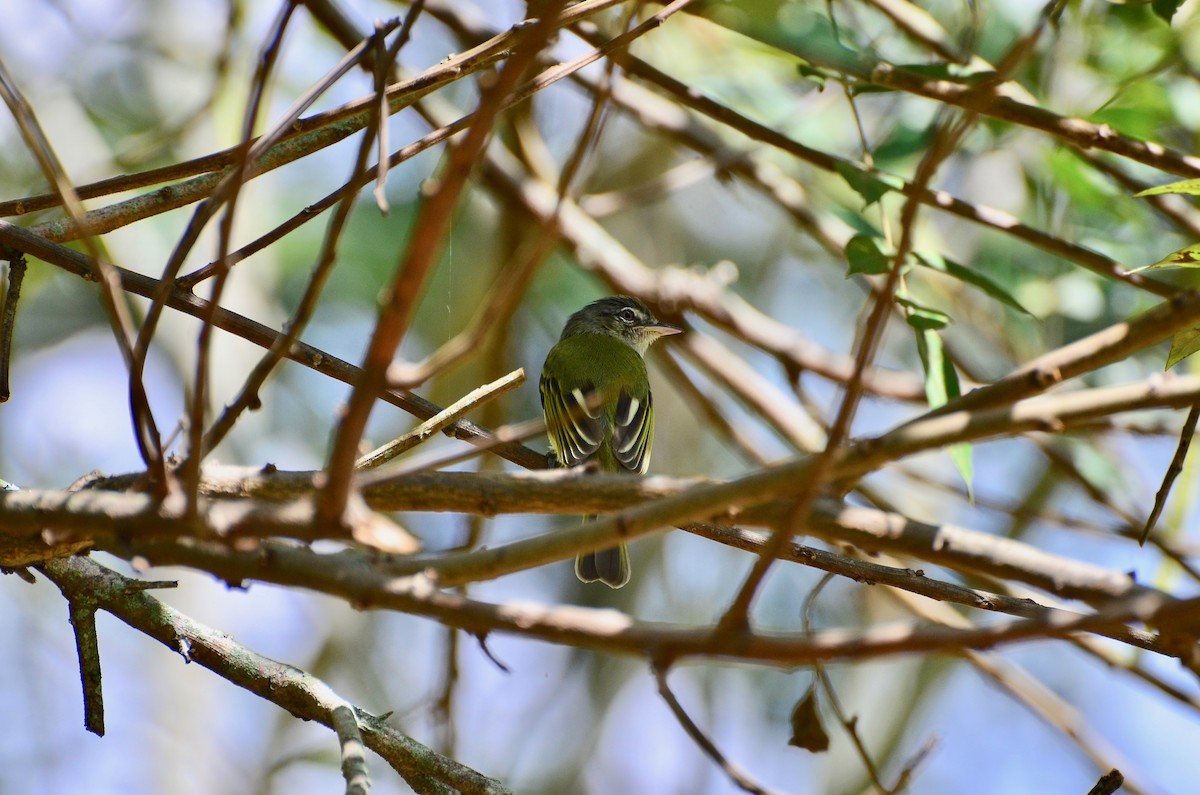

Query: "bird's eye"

xmin=618 ymin=308 xmax=637 ymax=324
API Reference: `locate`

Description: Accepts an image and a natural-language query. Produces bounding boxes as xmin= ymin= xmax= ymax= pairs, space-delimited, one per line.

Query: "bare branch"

xmin=37 ymin=555 xmax=512 ymax=795
xmin=1140 ymin=402 xmax=1200 ymax=544
xmin=320 ymin=0 xmax=580 ymax=524
xmin=92 ymin=537 xmax=1200 ymax=668
xmin=0 ymin=220 xmax=548 ymax=470
xmin=356 ymin=369 xmax=526 ymax=470
xmin=653 ymin=665 xmax=784 ymax=795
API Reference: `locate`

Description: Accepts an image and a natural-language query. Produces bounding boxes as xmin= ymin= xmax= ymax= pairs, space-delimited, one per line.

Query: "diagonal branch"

xmin=318 ymin=0 xmax=575 ymax=526
xmin=0 ymin=56 xmax=166 ymax=485
xmin=0 ymin=219 xmax=547 ymax=470
xmin=37 ymin=555 xmax=512 ymax=795
xmin=653 ymin=665 xmax=784 ymax=795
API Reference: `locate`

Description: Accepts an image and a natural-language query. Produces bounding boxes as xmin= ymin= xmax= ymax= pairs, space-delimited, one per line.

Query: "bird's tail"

xmin=575 ymin=530 xmax=630 ymax=589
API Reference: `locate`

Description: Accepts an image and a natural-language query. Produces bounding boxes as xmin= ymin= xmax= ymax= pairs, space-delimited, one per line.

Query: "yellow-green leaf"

xmin=915 ymin=252 xmax=1033 ymax=315
xmin=898 ymin=295 xmax=951 ymax=330
xmin=1135 ymin=178 xmax=1200 ymax=198
xmin=1130 ymin=242 xmax=1200 ymax=272
xmin=1166 ymin=327 xmax=1200 ymax=369
xmin=916 ymin=328 xmax=974 ymax=500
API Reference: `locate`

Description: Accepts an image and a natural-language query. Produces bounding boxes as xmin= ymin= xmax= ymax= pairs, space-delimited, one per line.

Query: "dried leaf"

xmin=352 ymin=514 xmax=420 ymax=554
xmin=347 ymin=494 xmax=420 ymax=554
xmin=789 ymin=686 xmax=830 ymax=753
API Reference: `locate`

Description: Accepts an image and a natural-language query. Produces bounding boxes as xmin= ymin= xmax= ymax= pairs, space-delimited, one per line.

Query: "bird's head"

xmin=560 ymin=296 xmax=682 ymax=355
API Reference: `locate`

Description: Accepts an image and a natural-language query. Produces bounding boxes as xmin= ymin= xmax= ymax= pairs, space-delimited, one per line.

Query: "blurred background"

xmin=2 ymin=0 xmax=1200 ymax=792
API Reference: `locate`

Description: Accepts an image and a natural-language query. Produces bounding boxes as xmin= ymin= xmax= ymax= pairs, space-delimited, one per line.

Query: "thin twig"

xmin=566 ymin=23 xmax=1175 ymax=298
xmin=0 ymin=56 xmax=166 ymax=485
xmin=685 ymin=3 xmax=1200 ymax=180
xmin=117 ymin=534 xmax=1200 ymax=668
xmin=717 ymin=76 xmax=972 ymax=635
xmin=137 ymin=13 xmax=397 ymax=494
xmin=184 ymin=2 xmax=299 ymax=511
xmin=891 ymin=586 xmax=1151 ymax=795
xmin=68 ymin=600 xmax=104 ymax=737
xmin=802 ymin=574 xmax=890 ymax=793
xmin=0 ymin=251 xmax=26 ymax=402
xmin=475 ymin=144 xmax=926 ymax=400
xmin=652 ymin=664 xmax=784 ymax=795
xmin=675 ymin=330 xmax=824 ymax=453
xmin=0 ymin=219 xmax=549 ymax=470
xmin=356 ymin=369 xmax=525 ymax=470
xmin=1140 ymin=402 xmax=1199 ymax=544
xmin=657 ymin=347 xmax=771 ymax=467
xmin=196 ymin=31 xmax=388 ymax=460
xmin=387 ymin=1 xmax=644 ymax=390
xmin=1038 ymin=441 xmax=1200 ymax=588
xmin=329 ymin=699 xmax=372 ymax=795
xmin=319 ymin=0 xmax=578 ymax=526
xmin=0 ymin=475 xmax=1174 ymax=647
xmin=1 ymin=1 xmax=631 ymax=233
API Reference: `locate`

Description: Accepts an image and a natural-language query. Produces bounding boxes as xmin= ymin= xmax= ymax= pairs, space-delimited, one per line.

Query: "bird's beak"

xmin=647 ymin=322 xmax=683 ymax=339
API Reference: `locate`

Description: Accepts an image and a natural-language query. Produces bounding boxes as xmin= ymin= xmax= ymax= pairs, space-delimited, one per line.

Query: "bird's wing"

xmin=612 ymin=388 xmax=654 ymax=474
xmin=539 ymin=374 xmax=603 ymax=468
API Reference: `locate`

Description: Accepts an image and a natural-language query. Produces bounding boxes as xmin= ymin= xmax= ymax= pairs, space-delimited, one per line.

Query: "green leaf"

xmin=844 ymin=234 xmax=891 ymax=276
xmin=1129 ymin=242 xmax=1200 ymax=272
xmin=949 ymin=442 xmax=975 ymax=504
xmin=916 ymin=327 xmax=962 ymax=407
xmin=1090 ymin=80 xmax=1174 ymax=141
xmin=847 ymin=81 xmax=899 ymax=96
xmin=916 ymin=327 xmax=950 ymax=405
xmin=873 ymin=123 xmax=933 ymax=163
xmin=897 ymin=294 xmax=951 ymax=330
xmin=1152 ymin=0 xmax=1185 ymax=23
xmin=831 ymin=209 xmax=881 ymax=238
xmin=1134 ymin=178 xmax=1200 ymax=198
xmin=915 ymin=328 xmax=974 ymax=499
xmin=835 ymin=161 xmax=898 ymax=206
xmin=796 ymin=63 xmax=828 ymax=89
xmin=915 ymin=252 xmax=1033 ymax=315
xmin=1166 ymin=327 xmax=1200 ymax=369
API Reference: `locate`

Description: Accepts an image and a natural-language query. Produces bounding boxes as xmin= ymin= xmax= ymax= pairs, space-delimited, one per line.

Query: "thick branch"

xmin=103 ymin=538 xmax=1200 ymax=668
xmin=1 ymin=467 xmax=1156 ymax=608
xmin=37 ymin=555 xmax=511 ymax=795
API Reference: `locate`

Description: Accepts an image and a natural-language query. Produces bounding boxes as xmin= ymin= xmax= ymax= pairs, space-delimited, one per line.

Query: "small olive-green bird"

xmin=539 ymin=296 xmax=682 ymax=588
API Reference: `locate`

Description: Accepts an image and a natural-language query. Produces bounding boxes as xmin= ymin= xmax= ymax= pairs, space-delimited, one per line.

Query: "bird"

xmin=539 ymin=295 xmax=682 ymax=588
